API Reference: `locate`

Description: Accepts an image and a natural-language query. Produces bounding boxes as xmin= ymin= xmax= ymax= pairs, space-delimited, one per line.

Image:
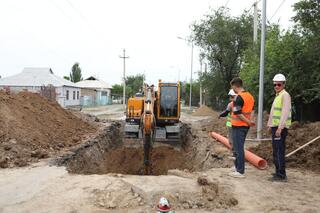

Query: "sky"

xmin=0 ymin=0 xmax=299 ymax=86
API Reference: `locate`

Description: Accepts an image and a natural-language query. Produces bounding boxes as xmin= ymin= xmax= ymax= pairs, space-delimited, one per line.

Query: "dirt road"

xmin=1 ymin=161 xmax=319 ymax=212
xmin=0 ymin=106 xmax=319 ymax=213
xmin=81 ymin=104 xmax=125 ymax=120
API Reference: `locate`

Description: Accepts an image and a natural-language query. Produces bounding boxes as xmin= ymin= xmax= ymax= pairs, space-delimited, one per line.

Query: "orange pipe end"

xmin=209 ymin=132 xmax=268 ymax=170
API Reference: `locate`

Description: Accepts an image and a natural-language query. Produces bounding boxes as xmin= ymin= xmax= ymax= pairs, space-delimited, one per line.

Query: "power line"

xmin=66 ymin=0 xmax=88 ymax=23
xmin=224 ymin=0 xmax=231 ymax=8
xmin=48 ymin=0 xmax=73 ymax=22
xmin=65 ymin=0 xmax=100 ymax=35
xmin=64 ymin=0 xmax=109 ymax=48
xmin=270 ymin=0 xmax=286 ymax=21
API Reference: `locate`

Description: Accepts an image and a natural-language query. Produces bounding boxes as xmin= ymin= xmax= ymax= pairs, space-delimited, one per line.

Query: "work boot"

xmin=271 ymin=173 xmax=277 ymax=178
xmin=268 ymin=175 xmax=288 ymax=182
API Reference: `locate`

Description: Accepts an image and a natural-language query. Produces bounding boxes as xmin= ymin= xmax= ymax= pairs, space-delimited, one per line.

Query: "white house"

xmin=0 ymin=67 xmax=81 ymax=107
xmin=75 ymin=76 xmax=112 ymax=107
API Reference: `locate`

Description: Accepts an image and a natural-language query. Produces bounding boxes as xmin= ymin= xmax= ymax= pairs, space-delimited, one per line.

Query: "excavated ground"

xmin=1 ymin=103 xmax=320 ymax=212
xmin=58 ymin=122 xmax=211 ymax=176
xmin=54 ymin=121 xmax=239 ymax=211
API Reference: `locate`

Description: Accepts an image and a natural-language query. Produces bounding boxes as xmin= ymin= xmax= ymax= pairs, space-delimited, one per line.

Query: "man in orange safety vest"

xmin=229 ymin=77 xmax=255 ymax=178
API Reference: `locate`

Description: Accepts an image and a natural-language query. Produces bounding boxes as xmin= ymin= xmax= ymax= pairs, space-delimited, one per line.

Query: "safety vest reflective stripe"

xmin=226 ymin=102 xmax=233 ymax=127
xmin=231 ymin=117 xmax=241 ymax=121
xmin=272 ymin=115 xmax=292 ymax=119
xmin=242 ymin=112 xmax=251 ymax=115
xmin=231 ymin=112 xmax=251 ymax=121
xmin=226 ymin=114 xmax=232 ymax=127
xmin=271 ymin=90 xmax=291 ymax=127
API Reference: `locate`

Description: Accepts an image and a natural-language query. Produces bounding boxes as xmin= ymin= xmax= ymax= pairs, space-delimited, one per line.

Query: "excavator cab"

xmin=158 ymin=83 xmax=180 ymax=120
xmin=154 ymin=81 xmax=181 ymax=142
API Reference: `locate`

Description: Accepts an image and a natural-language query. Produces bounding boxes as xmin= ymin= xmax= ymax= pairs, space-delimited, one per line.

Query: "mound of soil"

xmin=0 ymin=91 xmax=97 ymax=168
xmin=250 ymin=121 xmax=320 ymax=172
xmin=192 ymin=106 xmax=216 ymax=116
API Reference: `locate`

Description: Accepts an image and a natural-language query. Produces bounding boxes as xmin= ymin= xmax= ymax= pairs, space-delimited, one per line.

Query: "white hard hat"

xmin=273 ymin=73 xmax=286 ymax=82
xmin=157 ymin=197 xmax=171 ymax=212
xmin=228 ymin=89 xmax=236 ymax=96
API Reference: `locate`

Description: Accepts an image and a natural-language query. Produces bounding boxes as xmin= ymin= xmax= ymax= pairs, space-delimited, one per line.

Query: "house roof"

xmin=75 ymin=76 xmax=111 ymax=89
xmin=0 ymin=67 xmax=78 ymax=88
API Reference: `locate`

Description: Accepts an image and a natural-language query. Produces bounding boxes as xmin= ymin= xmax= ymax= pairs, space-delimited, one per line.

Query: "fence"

xmin=40 ymin=85 xmax=56 ymax=102
xmin=81 ymin=95 xmax=112 ymax=107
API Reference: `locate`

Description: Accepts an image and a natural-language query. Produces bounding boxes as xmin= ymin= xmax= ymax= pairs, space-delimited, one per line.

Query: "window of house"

xmin=73 ymin=91 xmax=76 ymax=100
xmin=66 ymin=90 xmax=69 ymax=100
xmin=77 ymin=91 xmax=79 ymax=100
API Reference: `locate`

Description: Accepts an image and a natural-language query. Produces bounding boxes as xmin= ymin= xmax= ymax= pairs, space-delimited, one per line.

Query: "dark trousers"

xmin=228 ymin=127 xmax=235 ymax=156
xmin=232 ymin=126 xmax=249 ymax=174
xmin=271 ymin=127 xmax=288 ymax=178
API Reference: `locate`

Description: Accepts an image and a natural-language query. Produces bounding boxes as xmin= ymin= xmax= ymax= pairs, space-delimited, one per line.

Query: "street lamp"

xmin=199 ymin=61 xmax=203 ymax=106
xmin=257 ymin=0 xmax=267 ymax=139
xmin=177 ymin=36 xmax=194 ymax=111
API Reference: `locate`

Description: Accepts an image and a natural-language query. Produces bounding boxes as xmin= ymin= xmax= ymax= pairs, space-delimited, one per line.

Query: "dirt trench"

xmin=53 ymin=121 xmax=239 ymax=211
xmin=57 ymin=121 xmax=208 ymax=176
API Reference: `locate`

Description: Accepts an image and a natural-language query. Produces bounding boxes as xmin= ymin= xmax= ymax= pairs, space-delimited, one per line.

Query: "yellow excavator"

xmin=124 ymin=80 xmax=181 ymax=174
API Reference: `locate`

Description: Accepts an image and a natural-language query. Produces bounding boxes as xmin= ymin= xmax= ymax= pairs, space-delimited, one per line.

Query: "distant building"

xmin=75 ymin=76 xmax=112 ymax=107
xmin=0 ymin=67 xmax=80 ymax=107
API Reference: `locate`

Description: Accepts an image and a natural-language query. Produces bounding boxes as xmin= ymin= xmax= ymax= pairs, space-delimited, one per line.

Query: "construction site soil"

xmin=193 ymin=105 xmax=320 ymax=172
xmin=251 ymin=121 xmax=320 ymax=172
xmin=1 ymin=102 xmax=320 ymax=212
xmin=58 ymin=121 xmax=230 ymax=176
xmin=0 ymin=91 xmax=97 ymax=168
xmin=56 ymin=121 xmax=239 ymax=211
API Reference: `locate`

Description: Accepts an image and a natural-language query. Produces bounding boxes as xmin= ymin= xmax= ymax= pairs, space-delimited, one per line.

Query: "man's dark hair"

xmin=230 ymin=77 xmax=243 ymax=87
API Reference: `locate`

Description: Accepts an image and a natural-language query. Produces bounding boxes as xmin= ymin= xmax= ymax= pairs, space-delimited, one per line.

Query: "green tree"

xmin=192 ymin=8 xmax=254 ymax=109
xmin=293 ymin=0 xmax=320 ymax=34
xmin=111 ymin=74 xmax=145 ymax=99
xmin=63 ymin=76 xmax=70 ymax=80
xmin=69 ymin=63 xmax=83 ymax=83
xmin=184 ymin=81 xmax=200 ymax=106
xmin=241 ymin=0 xmax=320 ymax=121
xmin=111 ymin=84 xmax=123 ymax=96
xmin=125 ymin=74 xmax=145 ymax=98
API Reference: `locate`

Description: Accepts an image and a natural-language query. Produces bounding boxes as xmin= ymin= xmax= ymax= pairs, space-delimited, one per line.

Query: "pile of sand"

xmin=250 ymin=121 xmax=320 ymax=172
xmin=0 ymin=91 xmax=97 ymax=168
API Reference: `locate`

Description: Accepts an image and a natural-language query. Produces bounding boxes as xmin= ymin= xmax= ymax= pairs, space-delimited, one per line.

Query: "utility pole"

xmin=189 ymin=41 xmax=194 ymax=111
xmin=203 ymin=63 xmax=207 ymax=106
xmin=119 ymin=49 xmax=129 ymax=109
xmin=257 ymin=0 xmax=266 ymax=139
xmin=199 ymin=60 xmax=203 ymax=106
xmin=253 ymin=1 xmax=258 ymax=43
xmin=142 ymin=70 xmax=146 ymax=90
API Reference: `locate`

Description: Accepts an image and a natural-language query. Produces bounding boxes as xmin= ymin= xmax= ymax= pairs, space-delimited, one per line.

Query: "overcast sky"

xmin=0 ymin=0 xmax=299 ymax=86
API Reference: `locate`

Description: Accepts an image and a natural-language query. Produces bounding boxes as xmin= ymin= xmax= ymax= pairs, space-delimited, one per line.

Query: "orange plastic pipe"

xmin=210 ymin=131 xmax=268 ymax=170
